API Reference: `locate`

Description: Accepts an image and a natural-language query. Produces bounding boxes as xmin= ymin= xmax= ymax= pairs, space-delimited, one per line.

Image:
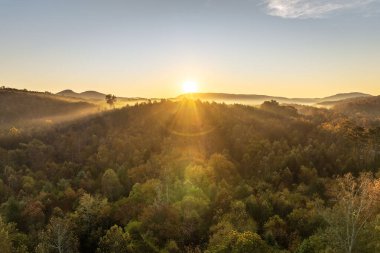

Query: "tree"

xmin=8 ymin=127 xmax=21 ymax=137
xmin=206 ymin=230 xmax=271 ymax=253
xmin=163 ymin=240 xmax=180 ymax=253
xmin=296 ymin=234 xmax=332 ymax=253
xmin=140 ymin=204 xmax=181 ymax=246
xmin=246 ymin=195 xmax=273 ymax=226
xmin=97 ymin=225 xmax=129 ymax=253
xmin=173 ymin=189 xmax=210 ymax=244
xmin=101 ymin=169 xmax=123 ymax=201
xmin=208 ymin=154 xmax=238 ymax=183
xmin=73 ymin=194 xmax=110 ymax=253
xmin=323 ymin=173 xmax=380 ymax=253
xmin=264 ymin=215 xmax=288 ymax=248
xmin=36 ymin=217 xmax=79 ymax=253
xmin=0 ymin=217 xmax=12 ymax=253
xmin=0 ymin=217 xmax=28 ymax=253
xmin=105 ymin=94 xmax=117 ymax=108
xmin=21 ymin=200 xmax=45 ymax=232
xmin=125 ymin=221 xmax=159 ymax=253
xmin=1 ymin=197 xmax=23 ymax=225
xmin=221 ymin=201 xmax=257 ymax=233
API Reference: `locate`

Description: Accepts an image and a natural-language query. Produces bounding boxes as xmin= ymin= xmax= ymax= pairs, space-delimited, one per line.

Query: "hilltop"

xmin=321 ymin=92 xmax=371 ymax=102
xmin=56 ymin=89 xmax=146 ymax=101
xmin=0 ymin=88 xmax=98 ymax=130
xmin=331 ymin=95 xmax=380 ymax=125
xmin=57 ymin=89 xmax=107 ymax=100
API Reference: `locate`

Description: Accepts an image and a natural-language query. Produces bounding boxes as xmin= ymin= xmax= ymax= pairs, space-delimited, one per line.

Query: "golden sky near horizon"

xmin=1 ymin=0 xmax=380 ymax=98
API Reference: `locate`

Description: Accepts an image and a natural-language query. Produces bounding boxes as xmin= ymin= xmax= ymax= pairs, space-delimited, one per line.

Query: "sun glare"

xmin=182 ymin=81 xmax=198 ymax=94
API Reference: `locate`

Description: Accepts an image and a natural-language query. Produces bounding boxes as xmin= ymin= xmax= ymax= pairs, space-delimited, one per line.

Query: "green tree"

xmin=97 ymin=225 xmax=129 ymax=253
xmin=208 ymin=154 xmax=238 ymax=183
xmin=101 ymin=169 xmax=123 ymax=200
xmin=36 ymin=217 xmax=78 ymax=253
xmin=139 ymin=204 xmax=181 ymax=246
xmin=0 ymin=216 xmax=28 ymax=253
xmin=296 ymin=234 xmax=333 ymax=253
xmin=125 ymin=221 xmax=159 ymax=253
xmin=264 ymin=215 xmax=288 ymax=248
xmin=73 ymin=194 xmax=110 ymax=253
xmin=207 ymin=230 xmax=271 ymax=253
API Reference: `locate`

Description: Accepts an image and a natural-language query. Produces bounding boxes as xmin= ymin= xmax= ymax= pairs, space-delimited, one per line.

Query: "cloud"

xmin=264 ymin=0 xmax=377 ymax=19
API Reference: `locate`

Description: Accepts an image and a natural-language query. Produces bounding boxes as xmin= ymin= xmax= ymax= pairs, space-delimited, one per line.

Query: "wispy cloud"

xmin=264 ymin=0 xmax=377 ymax=19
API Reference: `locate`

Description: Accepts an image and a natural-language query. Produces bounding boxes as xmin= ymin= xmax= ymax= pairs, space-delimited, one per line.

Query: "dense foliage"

xmin=1 ymin=98 xmax=380 ymax=253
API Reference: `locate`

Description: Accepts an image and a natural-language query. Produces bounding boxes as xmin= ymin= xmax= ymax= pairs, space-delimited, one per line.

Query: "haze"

xmin=1 ymin=0 xmax=380 ymax=97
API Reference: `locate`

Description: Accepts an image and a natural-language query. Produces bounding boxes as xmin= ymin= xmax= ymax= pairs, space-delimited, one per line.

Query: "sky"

xmin=0 ymin=0 xmax=380 ymax=98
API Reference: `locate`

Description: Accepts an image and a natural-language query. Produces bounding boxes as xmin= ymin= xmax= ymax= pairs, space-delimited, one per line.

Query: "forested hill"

xmin=56 ymin=89 xmax=148 ymax=105
xmin=1 ymin=99 xmax=380 ymax=252
xmin=0 ymin=88 xmax=98 ymax=130
xmin=332 ymin=95 xmax=380 ymax=125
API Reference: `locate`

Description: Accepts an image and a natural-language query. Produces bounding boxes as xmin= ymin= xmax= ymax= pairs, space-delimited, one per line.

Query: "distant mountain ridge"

xmin=56 ymin=89 xmax=145 ymax=101
xmin=57 ymin=89 xmax=106 ymax=100
xmin=177 ymin=92 xmax=372 ymax=105
xmin=57 ymin=89 xmax=372 ymax=104
xmin=321 ymin=92 xmax=371 ymax=102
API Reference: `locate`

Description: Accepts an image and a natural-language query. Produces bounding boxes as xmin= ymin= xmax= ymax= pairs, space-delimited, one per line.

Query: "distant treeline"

xmin=0 ymin=86 xmax=53 ymax=95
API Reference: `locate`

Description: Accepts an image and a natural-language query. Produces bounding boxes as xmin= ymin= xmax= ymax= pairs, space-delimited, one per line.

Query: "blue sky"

xmin=0 ymin=0 xmax=379 ymax=97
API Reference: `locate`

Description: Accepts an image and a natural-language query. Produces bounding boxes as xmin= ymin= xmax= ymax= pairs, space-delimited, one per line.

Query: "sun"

xmin=182 ymin=81 xmax=198 ymax=94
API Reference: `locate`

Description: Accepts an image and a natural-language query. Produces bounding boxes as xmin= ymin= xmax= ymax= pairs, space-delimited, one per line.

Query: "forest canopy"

xmin=1 ymin=98 xmax=380 ymax=253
